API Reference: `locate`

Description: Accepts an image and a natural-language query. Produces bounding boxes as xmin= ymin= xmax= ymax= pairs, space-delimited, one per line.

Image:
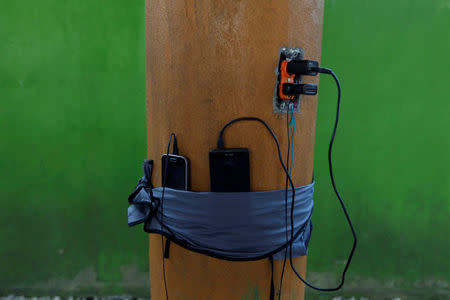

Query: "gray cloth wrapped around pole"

xmin=129 ymin=183 xmax=314 ymax=261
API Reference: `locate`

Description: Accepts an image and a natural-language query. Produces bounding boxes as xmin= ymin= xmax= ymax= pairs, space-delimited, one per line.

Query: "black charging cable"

xmin=217 ymin=118 xmax=292 ymax=188
xmin=163 ymin=135 xmax=178 ymax=259
xmin=285 ymin=66 xmax=357 ymax=292
xmin=278 ymin=107 xmax=293 ymax=299
xmin=172 ymin=135 xmax=179 ymax=155
xmin=160 ymin=133 xmax=176 ymax=300
xmin=217 ymin=66 xmax=357 ymax=295
xmin=216 ymin=117 xmax=296 ymax=299
xmin=157 ymin=64 xmax=356 ymax=297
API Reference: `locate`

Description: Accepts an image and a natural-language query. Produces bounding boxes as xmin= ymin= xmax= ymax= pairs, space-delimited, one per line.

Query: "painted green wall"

xmin=308 ymin=1 xmax=449 ymax=299
xmin=0 ymin=0 xmax=448 ymax=299
xmin=0 ymin=0 xmax=148 ymax=296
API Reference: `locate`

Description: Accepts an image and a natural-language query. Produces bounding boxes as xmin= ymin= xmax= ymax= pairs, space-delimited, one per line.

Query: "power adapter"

xmin=209 ymin=148 xmax=250 ymax=192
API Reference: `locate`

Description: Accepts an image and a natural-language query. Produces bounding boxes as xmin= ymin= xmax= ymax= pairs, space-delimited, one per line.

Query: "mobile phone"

xmin=161 ymin=154 xmax=189 ymax=190
xmin=209 ymin=148 xmax=250 ymax=192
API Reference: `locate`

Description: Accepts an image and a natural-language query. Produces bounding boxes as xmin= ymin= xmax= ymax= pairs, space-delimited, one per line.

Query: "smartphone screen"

xmin=209 ymin=148 xmax=250 ymax=192
xmin=161 ymin=154 xmax=188 ymax=190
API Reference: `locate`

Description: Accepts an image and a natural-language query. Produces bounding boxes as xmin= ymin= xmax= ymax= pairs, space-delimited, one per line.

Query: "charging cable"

xmin=160 ymin=133 xmax=176 ymax=300
xmin=284 ymin=61 xmax=358 ymax=292
xmin=217 ymin=63 xmax=357 ymax=294
xmin=157 ymin=61 xmax=357 ymax=297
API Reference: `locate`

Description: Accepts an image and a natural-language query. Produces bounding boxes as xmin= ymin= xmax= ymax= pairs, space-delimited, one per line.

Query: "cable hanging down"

xmin=287 ymin=68 xmax=357 ymax=292
xmin=157 ymin=67 xmax=357 ymax=297
xmin=216 ymin=67 xmax=357 ymax=293
xmin=160 ymin=133 xmax=176 ymax=300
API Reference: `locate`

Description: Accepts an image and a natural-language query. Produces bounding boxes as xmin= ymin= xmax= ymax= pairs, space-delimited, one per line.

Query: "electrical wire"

xmin=160 ymin=133 xmax=175 ymax=300
xmin=287 ymin=68 xmax=358 ymax=291
xmin=216 ymin=118 xmax=294 ymax=192
xmin=218 ymin=68 xmax=357 ymax=293
xmin=278 ymin=105 xmax=295 ymax=299
xmin=289 ymin=105 xmax=296 ymax=174
xmin=157 ymin=67 xmax=356 ymax=295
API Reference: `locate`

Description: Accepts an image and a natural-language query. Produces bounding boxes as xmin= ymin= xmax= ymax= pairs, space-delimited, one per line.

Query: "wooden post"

xmin=146 ymin=0 xmax=324 ymax=298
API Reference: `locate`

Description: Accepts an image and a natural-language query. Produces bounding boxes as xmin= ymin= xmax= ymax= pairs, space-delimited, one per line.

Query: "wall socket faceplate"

xmin=273 ymin=47 xmax=304 ymax=114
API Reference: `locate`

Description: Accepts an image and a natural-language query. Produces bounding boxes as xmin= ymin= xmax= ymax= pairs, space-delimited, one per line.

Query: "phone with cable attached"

xmin=161 ymin=154 xmax=189 ymax=190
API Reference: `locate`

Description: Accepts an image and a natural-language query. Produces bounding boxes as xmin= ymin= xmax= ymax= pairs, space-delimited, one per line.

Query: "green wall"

xmin=309 ymin=1 xmax=449 ymax=299
xmin=0 ymin=0 xmax=448 ymax=299
xmin=0 ymin=0 xmax=148 ymax=296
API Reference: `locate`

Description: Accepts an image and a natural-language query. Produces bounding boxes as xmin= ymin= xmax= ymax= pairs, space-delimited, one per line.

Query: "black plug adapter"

xmin=286 ymin=60 xmax=320 ymax=76
xmin=282 ymin=83 xmax=318 ymax=96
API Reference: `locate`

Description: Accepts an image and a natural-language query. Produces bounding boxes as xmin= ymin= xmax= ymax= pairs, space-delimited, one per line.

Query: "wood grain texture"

xmin=146 ymin=0 xmax=324 ymax=298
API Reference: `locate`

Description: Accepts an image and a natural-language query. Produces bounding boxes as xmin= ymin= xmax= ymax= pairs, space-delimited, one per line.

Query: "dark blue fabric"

xmin=128 ymin=183 xmax=314 ymax=261
xmin=127 ymin=160 xmax=156 ymax=226
xmin=127 ymin=188 xmax=153 ymax=226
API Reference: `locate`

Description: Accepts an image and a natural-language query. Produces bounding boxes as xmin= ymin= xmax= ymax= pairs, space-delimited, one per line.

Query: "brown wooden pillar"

xmin=146 ymin=0 xmax=324 ymax=299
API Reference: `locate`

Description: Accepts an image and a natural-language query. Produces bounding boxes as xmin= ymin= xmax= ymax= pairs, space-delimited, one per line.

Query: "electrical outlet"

xmin=273 ymin=47 xmax=304 ymax=113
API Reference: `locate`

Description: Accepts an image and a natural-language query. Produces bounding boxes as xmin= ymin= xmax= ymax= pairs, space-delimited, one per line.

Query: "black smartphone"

xmin=161 ymin=154 xmax=189 ymax=190
xmin=209 ymin=148 xmax=250 ymax=192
